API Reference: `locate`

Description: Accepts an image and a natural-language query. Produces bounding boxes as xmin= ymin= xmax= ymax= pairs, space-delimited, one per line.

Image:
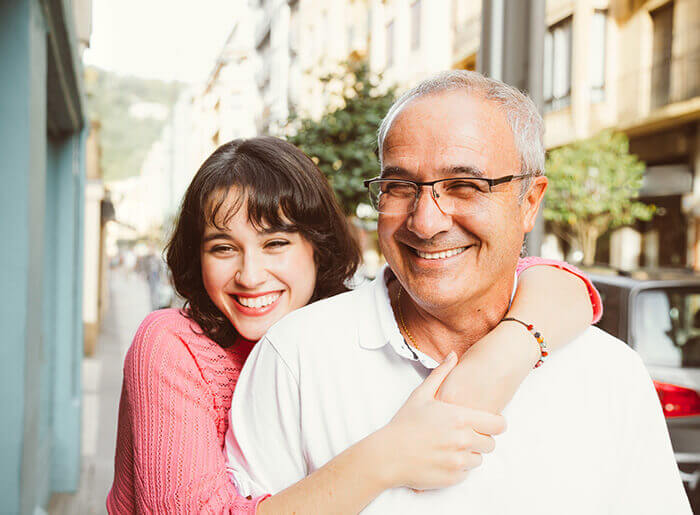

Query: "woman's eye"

xmin=266 ymin=240 xmax=290 ymax=249
xmin=211 ymin=245 xmax=235 ymax=254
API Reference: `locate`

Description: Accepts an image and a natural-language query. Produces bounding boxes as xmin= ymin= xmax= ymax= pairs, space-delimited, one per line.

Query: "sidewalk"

xmin=48 ymin=268 xmax=152 ymax=515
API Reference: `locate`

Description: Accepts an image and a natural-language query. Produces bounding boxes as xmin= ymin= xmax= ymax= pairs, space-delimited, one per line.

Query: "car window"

xmin=634 ymin=288 xmax=700 ymax=368
xmin=594 ymin=284 xmax=622 ymax=340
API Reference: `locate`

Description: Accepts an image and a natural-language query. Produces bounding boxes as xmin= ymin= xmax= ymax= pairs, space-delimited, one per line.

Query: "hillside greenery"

xmin=84 ymin=66 xmax=182 ymax=182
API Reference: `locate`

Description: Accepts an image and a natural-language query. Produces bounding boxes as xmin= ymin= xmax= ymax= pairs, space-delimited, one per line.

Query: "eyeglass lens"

xmin=368 ymin=179 xmax=491 ymax=214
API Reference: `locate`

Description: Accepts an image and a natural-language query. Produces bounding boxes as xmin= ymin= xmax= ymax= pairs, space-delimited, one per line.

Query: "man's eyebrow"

xmin=442 ymin=165 xmax=486 ymax=178
xmin=202 ymin=232 xmax=233 ymax=243
xmin=380 ymin=165 xmax=487 ymax=179
xmin=380 ymin=166 xmax=412 ymax=179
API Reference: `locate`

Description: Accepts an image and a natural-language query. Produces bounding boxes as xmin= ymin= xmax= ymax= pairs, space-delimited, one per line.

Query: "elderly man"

xmin=225 ymin=71 xmax=690 ymax=513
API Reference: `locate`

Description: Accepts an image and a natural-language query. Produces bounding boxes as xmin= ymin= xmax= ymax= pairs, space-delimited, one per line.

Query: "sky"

xmin=83 ymin=0 xmax=243 ymax=84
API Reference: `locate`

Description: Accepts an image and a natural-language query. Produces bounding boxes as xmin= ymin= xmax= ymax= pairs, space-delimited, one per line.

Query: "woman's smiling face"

xmin=200 ymin=190 xmax=317 ymax=342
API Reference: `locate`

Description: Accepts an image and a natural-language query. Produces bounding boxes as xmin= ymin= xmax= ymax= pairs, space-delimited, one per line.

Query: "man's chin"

xmin=405 ymin=281 xmax=478 ymax=309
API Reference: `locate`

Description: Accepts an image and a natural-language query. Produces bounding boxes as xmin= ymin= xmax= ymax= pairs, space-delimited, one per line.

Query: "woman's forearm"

xmin=257 ymin=429 xmax=392 ymax=515
xmin=436 ymin=264 xmax=593 ymax=413
xmin=506 ymin=264 xmax=593 ymax=353
xmin=256 ymin=354 xmax=505 ymax=514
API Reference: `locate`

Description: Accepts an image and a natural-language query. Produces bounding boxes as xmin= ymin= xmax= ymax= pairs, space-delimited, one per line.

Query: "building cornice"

xmin=43 ymin=0 xmax=86 ymax=136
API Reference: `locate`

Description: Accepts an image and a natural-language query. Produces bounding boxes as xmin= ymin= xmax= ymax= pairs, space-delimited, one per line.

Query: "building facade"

xmin=365 ymin=0 xmax=700 ymax=270
xmin=0 ymin=0 xmax=92 ymax=513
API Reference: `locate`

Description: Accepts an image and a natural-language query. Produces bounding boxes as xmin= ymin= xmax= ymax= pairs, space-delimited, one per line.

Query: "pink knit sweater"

xmin=107 ymin=258 xmax=600 ymax=514
xmin=106 ymin=309 xmax=268 ymax=514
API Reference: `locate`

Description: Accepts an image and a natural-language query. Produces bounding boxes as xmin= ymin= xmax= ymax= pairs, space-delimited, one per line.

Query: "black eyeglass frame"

xmin=363 ymin=173 xmax=534 ymax=192
xmin=363 ymin=173 xmax=535 ymax=210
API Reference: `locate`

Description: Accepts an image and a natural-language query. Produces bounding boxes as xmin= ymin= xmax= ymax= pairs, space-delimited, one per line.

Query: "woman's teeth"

xmin=415 ymin=247 xmax=468 ymax=260
xmin=236 ymin=292 xmax=281 ymax=308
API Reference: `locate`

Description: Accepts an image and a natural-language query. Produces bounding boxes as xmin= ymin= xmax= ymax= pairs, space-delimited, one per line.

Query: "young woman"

xmin=107 ymin=137 xmax=600 ymax=514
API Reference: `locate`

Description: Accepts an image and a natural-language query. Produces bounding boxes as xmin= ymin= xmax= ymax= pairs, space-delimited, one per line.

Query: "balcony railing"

xmin=617 ymin=49 xmax=699 ymax=121
xmin=452 ymin=15 xmax=481 ymax=59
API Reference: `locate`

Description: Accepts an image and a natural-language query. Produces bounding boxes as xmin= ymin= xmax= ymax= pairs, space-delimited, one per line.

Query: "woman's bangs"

xmin=201 ymin=186 xmax=245 ymax=232
xmin=244 ymin=181 xmax=303 ymax=234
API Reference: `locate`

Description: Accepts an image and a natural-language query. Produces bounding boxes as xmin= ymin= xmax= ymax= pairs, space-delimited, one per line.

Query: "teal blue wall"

xmin=48 ymin=131 xmax=85 ymax=494
xmin=0 ymin=1 xmax=47 ymax=513
xmin=0 ymin=0 xmax=86 ymax=513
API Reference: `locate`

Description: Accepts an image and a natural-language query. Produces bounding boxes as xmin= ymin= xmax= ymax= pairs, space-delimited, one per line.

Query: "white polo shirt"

xmin=225 ymin=267 xmax=691 ymax=514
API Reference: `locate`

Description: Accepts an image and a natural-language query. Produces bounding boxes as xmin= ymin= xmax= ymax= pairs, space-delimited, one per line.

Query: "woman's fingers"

xmin=464 ymin=432 xmax=496 ymax=454
xmin=456 ymin=407 xmax=507 ymax=436
xmin=410 ymin=351 xmax=458 ymax=401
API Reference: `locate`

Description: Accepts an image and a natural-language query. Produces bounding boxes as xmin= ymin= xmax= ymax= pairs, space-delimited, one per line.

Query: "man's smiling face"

xmin=378 ymin=90 xmax=543 ymax=313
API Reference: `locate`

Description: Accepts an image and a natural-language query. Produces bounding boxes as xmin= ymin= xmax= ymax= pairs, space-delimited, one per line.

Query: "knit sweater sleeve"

xmin=108 ymin=311 xmax=267 ymax=514
xmin=516 ymin=257 xmax=602 ymax=323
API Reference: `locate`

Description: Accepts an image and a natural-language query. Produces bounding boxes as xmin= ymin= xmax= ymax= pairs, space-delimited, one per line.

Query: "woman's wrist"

xmin=461 ymin=323 xmax=540 ymax=380
xmin=363 ymin=425 xmax=404 ymax=490
xmin=436 ymin=324 xmax=540 ymax=413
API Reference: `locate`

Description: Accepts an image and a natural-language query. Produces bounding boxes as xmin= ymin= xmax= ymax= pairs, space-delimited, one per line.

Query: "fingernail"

xmin=444 ymin=351 xmax=457 ymax=362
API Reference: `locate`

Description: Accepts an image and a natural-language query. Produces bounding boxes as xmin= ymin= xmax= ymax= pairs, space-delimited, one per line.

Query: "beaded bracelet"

xmin=500 ymin=317 xmax=549 ymax=368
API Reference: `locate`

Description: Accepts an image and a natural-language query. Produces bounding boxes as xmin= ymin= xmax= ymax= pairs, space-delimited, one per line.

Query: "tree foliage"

xmin=544 ymin=130 xmax=655 ymax=265
xmin=288 ymin=60 xmax=397 ymax=215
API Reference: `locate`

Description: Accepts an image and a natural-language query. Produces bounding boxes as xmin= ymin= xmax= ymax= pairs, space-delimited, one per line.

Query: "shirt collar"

xmin=358 ymin=264 xmax=519 ymax=369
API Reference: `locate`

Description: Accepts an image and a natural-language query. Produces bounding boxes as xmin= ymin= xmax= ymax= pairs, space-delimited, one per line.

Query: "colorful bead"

xmin=500 ymin=317 xmax=548 ymax=370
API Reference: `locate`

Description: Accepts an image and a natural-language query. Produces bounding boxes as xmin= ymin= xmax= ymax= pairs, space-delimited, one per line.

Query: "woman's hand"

xmin=256 ymin=355 xmax=506 ymax=514
xmin=374 ymin=352 xmax=506 ymax=491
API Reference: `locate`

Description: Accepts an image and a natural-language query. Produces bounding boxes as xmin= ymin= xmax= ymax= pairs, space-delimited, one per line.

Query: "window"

xmin=411 ymin=1 xmax=421 ymax=51
xmin=543 ymin=16 xmax=573 ymax=112
xmin=594 ymin=284 xmax=623 ymax=339
xmin=386 ymin=20 xmax=395 ymax=67
xmin=651 ymin=2 xmax=674 ymax=108
xmin=347 ymin=25 xmax=355 ymax=52
xmin=634 ymin=288 xmax=700 ymax=368
xmin=589 ymin=10 xmax=607 ymax=103
xmin=322 ymin=11 xmax=330 ymax=51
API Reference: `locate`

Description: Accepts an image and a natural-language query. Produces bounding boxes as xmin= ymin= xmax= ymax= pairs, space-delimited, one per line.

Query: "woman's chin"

xmin=234 ymin=325 xmax=268 ymax=343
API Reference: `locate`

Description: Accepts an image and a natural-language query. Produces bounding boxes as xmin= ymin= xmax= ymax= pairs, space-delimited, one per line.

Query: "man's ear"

xmin=521 ymin=175 xmax=548 ymax=233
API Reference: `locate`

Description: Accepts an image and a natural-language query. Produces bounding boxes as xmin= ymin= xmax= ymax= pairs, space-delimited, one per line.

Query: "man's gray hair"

xmin=377 ymin=70 xmax=545 ymax=180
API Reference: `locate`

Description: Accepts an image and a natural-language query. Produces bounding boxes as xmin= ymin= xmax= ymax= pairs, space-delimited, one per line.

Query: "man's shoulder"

xmin=554 ymin=326 xmax=647 ymax=379
xmin=265 ymin=282 xmax=375 ymax=347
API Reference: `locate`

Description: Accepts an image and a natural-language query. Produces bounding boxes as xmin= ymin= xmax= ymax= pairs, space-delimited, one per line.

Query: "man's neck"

xmin=391 ymin=276 xmax=514 ymax=360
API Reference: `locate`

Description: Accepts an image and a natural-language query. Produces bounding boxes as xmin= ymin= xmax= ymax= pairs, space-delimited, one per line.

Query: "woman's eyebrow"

xmin=259 ymin=227 xmax=297 ymax=235
xmin=202 ymin=232 xmax=233 ymax=243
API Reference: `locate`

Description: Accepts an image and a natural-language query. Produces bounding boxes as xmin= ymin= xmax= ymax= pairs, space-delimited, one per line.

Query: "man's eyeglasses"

xmin=363 ymin=174 xmax=533 ymax=215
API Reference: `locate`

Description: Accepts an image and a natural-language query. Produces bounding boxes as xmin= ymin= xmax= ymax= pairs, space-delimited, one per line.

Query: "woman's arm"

xmin=256 ymin=261 xmax=598 ymax=513
xmin=436 ymin=259 xmax=600 ymax=413
xmin=108 ymin=312 xmax=265 ymax=514
xmin=257 ymin=352 xmax=505 ymax=514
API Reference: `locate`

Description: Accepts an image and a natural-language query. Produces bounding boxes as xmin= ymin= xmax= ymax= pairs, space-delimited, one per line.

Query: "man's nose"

xmin=235 ymin=255 xmax=266 ymax=289
xmin=406 ymin=187 xmax=452 ymax=239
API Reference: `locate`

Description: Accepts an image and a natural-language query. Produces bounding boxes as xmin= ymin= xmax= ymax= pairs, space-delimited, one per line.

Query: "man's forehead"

xmin=381 ymin=92 xmax=517 ymax=175
xmin=382 ymin=135 xmax=490 ymax=160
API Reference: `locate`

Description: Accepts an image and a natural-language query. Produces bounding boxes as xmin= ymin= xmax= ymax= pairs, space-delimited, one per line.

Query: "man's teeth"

xmin=236 ymin=292 xmax=281 ymax=308
xmin=415 ymin=247 xmax=467 ymax=260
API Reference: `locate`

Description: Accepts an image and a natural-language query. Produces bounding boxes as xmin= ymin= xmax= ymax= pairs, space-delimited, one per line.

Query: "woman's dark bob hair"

xmin=166 ymin=137 xmax=361 ymax=348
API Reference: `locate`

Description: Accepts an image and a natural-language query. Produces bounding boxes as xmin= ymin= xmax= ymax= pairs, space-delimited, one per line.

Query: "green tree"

xmin=544 ymin=130 xmax=655 ymax=266
xmin=288 ymin=60 xmax=397 ymax=215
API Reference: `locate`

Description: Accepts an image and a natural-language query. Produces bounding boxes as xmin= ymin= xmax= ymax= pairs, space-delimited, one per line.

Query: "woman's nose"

xmin=234 ymin=256 xmax=266 ymax=289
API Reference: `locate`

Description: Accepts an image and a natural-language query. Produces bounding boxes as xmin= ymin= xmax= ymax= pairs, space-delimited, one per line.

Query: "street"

xmin=48 ymin=268 xmax=151 ymax=515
